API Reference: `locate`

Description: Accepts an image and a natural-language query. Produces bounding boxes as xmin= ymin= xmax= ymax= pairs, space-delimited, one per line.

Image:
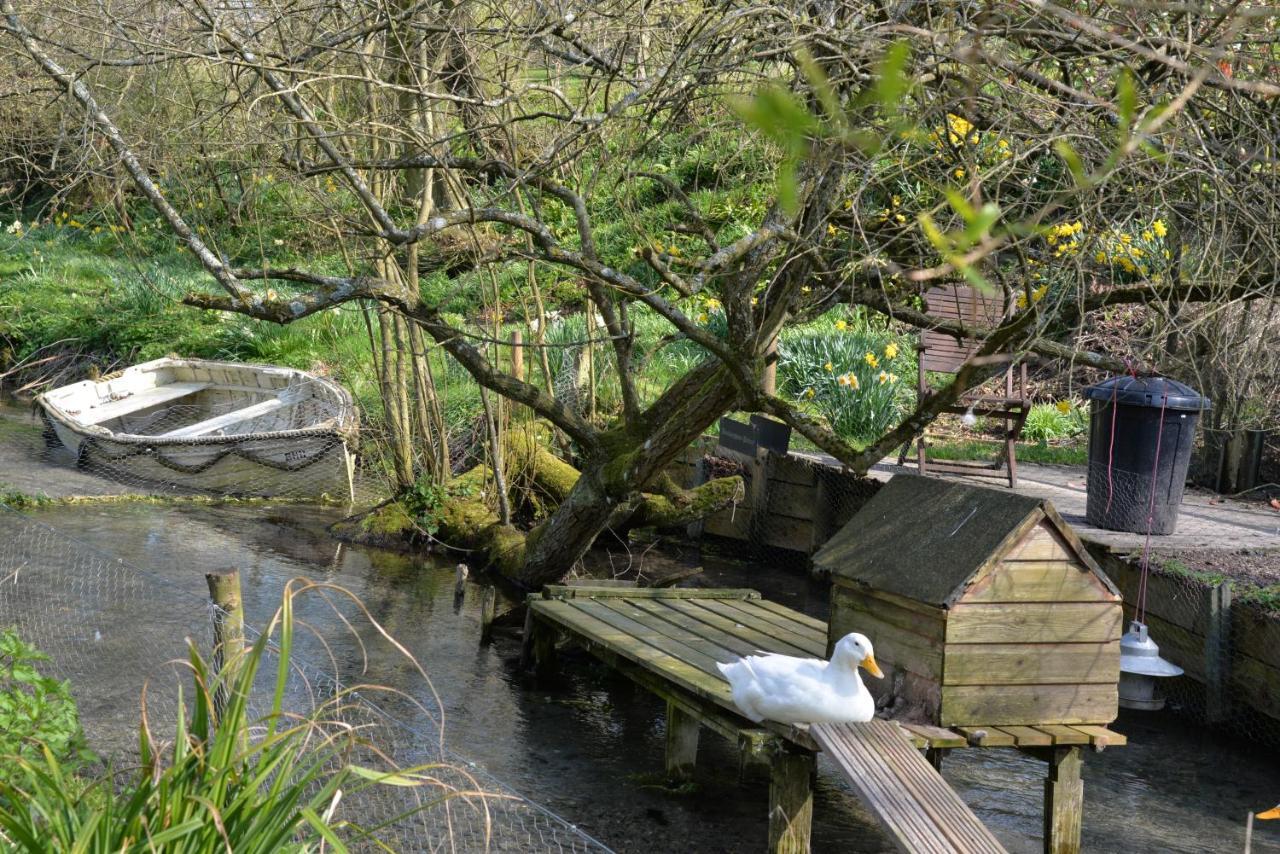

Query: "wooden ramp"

xmin=812 ymin=720 xmax=1006 ymax=854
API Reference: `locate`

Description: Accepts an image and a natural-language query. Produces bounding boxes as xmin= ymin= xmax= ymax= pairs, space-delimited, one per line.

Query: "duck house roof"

xmin=813 ymin=474 xmax=1107 ymax=608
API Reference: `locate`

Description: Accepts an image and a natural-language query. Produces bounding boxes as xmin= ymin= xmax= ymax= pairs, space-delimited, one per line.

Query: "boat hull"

xmin=37 ymin=358 xmax=358 ymax=501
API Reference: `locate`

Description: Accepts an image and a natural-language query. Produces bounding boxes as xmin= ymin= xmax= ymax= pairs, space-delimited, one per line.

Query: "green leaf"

xmin=1116 ymin=68 xmax=1137 ymax=125
xmin=874 ymin=41 xmax=913 ymax=114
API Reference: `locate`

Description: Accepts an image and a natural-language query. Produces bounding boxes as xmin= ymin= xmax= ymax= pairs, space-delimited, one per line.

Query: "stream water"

xmin=2 ymin=403 xmax=1278 ymax=852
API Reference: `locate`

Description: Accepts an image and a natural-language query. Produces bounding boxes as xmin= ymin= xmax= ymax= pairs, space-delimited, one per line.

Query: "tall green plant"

xmin=0 ymin=585 xmax=477 ymax=852
xmin=778 ymin=328 xmax=914 ymax=443
xmin=0 ymin=630 xmax=87 ymax=784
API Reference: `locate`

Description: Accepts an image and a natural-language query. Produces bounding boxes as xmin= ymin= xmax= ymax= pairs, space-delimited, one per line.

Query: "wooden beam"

xmin=768 ymin=748 xmax=815 ymax=854
xmin=665 ymin=701 xmax=701 ymax=781
xmin=1044 ymin=746 xmax=1084 ymax=854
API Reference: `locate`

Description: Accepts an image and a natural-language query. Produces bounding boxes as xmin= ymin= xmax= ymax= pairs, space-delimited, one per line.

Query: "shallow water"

xmin=7 ymin=498 xmax=1278 ymax=853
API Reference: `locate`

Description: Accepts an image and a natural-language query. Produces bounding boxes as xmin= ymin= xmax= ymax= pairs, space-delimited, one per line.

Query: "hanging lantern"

xmin=1118 ymin=620 xmax=1184 ymax=710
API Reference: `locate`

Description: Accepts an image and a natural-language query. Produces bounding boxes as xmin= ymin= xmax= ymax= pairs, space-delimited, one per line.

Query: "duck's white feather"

xmin=715 ymin=633 xmax=879 ymax=725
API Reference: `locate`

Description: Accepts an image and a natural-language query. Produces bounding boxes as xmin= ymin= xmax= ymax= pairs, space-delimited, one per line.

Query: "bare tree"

xmin=3 ymin=0 xmax=1277 ymax=586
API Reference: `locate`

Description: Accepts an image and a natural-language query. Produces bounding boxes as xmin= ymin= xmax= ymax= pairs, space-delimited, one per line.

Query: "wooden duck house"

xmin=813 ymin=475 xmax=1122 ymax=727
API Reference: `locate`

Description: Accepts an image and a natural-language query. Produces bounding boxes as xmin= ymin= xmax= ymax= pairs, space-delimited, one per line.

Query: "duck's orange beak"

xmin=1259 ymin=806 xmax=1280 ymax=820
xmin=861 ymin=654 xmax=884 ymax=679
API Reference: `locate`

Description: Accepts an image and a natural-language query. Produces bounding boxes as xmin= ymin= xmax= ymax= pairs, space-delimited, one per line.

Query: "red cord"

xmin=1136 ymin=389 xmax=1169 ymax=625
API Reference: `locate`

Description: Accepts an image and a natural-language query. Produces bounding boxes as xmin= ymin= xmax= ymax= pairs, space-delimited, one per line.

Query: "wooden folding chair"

xmin=899 ymin=284 xmax=1030 ymax=488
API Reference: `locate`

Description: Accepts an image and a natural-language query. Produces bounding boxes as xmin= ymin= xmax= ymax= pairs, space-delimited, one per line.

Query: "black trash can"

xmin=1084 ymin=376 xmax=1210 ymax=534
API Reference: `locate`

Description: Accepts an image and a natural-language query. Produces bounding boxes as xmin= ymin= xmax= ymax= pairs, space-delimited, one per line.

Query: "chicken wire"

xmin=0 ymin=501 xmax=612 ymax=853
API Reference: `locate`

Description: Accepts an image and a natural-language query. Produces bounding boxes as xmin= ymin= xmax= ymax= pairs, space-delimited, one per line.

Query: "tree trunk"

xmin=518 ymin=361 xmax=741 ymax=586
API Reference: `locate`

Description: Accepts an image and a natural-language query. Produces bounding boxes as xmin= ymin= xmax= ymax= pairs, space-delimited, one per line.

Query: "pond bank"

xmin=0 ymin=503 xmax=1275 ymax=851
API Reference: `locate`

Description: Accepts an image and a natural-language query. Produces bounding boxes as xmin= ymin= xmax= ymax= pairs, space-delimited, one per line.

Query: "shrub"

xmin=1022 ymin=401 xmax=1087 ymax=443
xmin=0 ymin=629 xmax=87 ymax=783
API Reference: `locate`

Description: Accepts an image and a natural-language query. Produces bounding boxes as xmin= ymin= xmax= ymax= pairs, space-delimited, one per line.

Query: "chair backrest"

xmin=920 ymin=285 xmax=1005 ymax=374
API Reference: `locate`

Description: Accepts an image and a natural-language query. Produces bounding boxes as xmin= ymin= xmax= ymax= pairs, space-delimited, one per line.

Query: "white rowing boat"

xmin=37 ymin=357 xmax=357 ymax=500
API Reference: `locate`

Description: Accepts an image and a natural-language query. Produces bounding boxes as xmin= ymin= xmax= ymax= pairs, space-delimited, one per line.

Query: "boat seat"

xmin=79 ymin=382 xmax=211 ymax=426
xmin=158 ymin=385 xmax=310 ymax=439
xmin=160 ymin=395 xmax=295 ymax=438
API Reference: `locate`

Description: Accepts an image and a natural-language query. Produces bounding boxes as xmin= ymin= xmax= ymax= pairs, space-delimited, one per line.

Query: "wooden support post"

xmin=522 ymin=615 xmax=558 ymax=681
xmin=808 ymin=469 xmax=838 ymax=578
xmin=748 ymin=449 xmax=773 ymax=547
xmin=479 ymin=585 xmax=498 ymax=645
xmin=1204 ymin=580 xmax=1232 ymax=724
xmin=768 ymin=748 xmax=814 ymax=854
xmin=1043 ymin=746 xmax=1083 ymax=854
xmin=665 ymin=700 xmax=700 ymax=781
xmin=510 ymin=330 xmax=524 ymax=382
xmin=925 ymin=747 xmax=947 ymax=772
xmin=686 ymin=455 xmax=708 ymax=539
xmin=205 ymin=570 xmax=245 ymax=722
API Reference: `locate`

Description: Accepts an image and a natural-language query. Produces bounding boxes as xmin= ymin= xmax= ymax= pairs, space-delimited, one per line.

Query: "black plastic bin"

xmin=1084 ymin=376 xmax=1210 ymax=534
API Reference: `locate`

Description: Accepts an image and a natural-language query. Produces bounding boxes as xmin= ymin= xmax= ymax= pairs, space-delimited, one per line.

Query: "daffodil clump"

xmin=779 ymin=328 xmax=912 ymax=442
xmin=1093 ymin=219 xmax=1171 ymax=279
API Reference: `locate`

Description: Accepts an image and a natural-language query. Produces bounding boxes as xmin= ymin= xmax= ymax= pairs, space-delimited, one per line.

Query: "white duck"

xmin=716 ymin=632 xmax=884 ymax=725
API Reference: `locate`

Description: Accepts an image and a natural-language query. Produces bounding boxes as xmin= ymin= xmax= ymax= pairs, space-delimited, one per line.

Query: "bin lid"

xmin=1084 ymin=375 xmax=1211 ymax=411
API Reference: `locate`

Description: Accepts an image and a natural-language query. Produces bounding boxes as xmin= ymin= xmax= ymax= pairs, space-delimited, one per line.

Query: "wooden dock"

xmin=524 ymin=585 xmax=1127 ymax=852
xmin=811 ymin=720 xmax=1004 ymax=853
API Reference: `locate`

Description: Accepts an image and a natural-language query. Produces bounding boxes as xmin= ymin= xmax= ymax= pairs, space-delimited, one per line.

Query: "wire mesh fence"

xmin=0 ymin=500 xmax=613 ymax=852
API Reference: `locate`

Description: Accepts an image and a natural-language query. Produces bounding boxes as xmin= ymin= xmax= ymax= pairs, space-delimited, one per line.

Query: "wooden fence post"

xmin=510 ymin=330 xmax=524 ymax=382
xmin=206 ymin=570 xmax=245 ymax=722
xmin=748 ymin=449 xmax=773 ymax=547
xmin=1204 ymin=580 xmax=1232 ymax=724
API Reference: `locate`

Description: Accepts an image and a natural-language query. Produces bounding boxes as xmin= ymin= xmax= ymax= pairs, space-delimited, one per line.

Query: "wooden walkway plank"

xmin=861 ymin=724 xmax=1007 ymax=854
xmin=684 ymin=599 xmax=826 ymax=657
xmin=667 ymin=599 xmax=819 ymax=658
xmin=531 ymin=601 xmax=732 ymax=705
xmin=955 ymin=726 xmax=1017 ymax=747
xmin=752 ymin=597 xmax=829 ymax=632
xmin=709 ymin=598 xmax=829 ymax=648
xmin=817 ymin=723 xmax=952 ymax=853
xmin=623 ymin=598 xmax=767 ymax=661
xmin=1035 ymin=725 xmax=1091 ymax=745
xmin=817 ymin=721 xmax=1008 ymax=853
xmin=544 ymin=585 xmax=761 ymax=600
xmin=900 ymin=723 xmax=968 ymax=749
xmin=996 ymin=725 xmax=1053 ymax=747
xmin=1069 ymin=725 xmax=1126 ymax=748
xmin=573 ymin=600 xmax=732 ymax=680
xmin=592 ymin=599 xmax=747 ymax=666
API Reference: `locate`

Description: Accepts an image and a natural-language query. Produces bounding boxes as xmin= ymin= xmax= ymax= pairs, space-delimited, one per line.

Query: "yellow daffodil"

xmin=884 ymin=342 xmax=899 ymax=360
xmin=824 ymin=362 xmax=834 ymax=372
xmin=878 ymin=370 xmax=889 ymax=385
xmin=888 ymin=373 xmax=899 ymax=384
xmin=954 ymin=168 xmax=966 ymax=179
xmin=827 ymin=224 xmax=838 ymax=237
xmin=805 ymin=388 xmax=815 ymax=399
xmin=1056 ymin=400 xmax=1071 ymax=414
xmin=1142 ymin=230 xmax=1153 ymax=242
xmin=697 ymin=312 xmax=709 ymax=323
xmin=1153 ymin=219 xmax=1168 ymax=238
xmin=835 ymin=319 xmax=847 ymax=331
xmin=864 ymin=352 xmax=879 ymax=368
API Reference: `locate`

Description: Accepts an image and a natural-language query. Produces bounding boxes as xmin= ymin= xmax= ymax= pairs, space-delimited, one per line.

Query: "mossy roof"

xmin=813 ymin=474 xmax=1092 ymax=608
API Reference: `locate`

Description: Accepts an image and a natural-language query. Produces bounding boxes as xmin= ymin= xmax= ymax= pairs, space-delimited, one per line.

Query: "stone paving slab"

xmin=867 ymin=459 xmax=1280 ymax=553
xmin=788 ymin=447 xmax=1279 ymax=554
